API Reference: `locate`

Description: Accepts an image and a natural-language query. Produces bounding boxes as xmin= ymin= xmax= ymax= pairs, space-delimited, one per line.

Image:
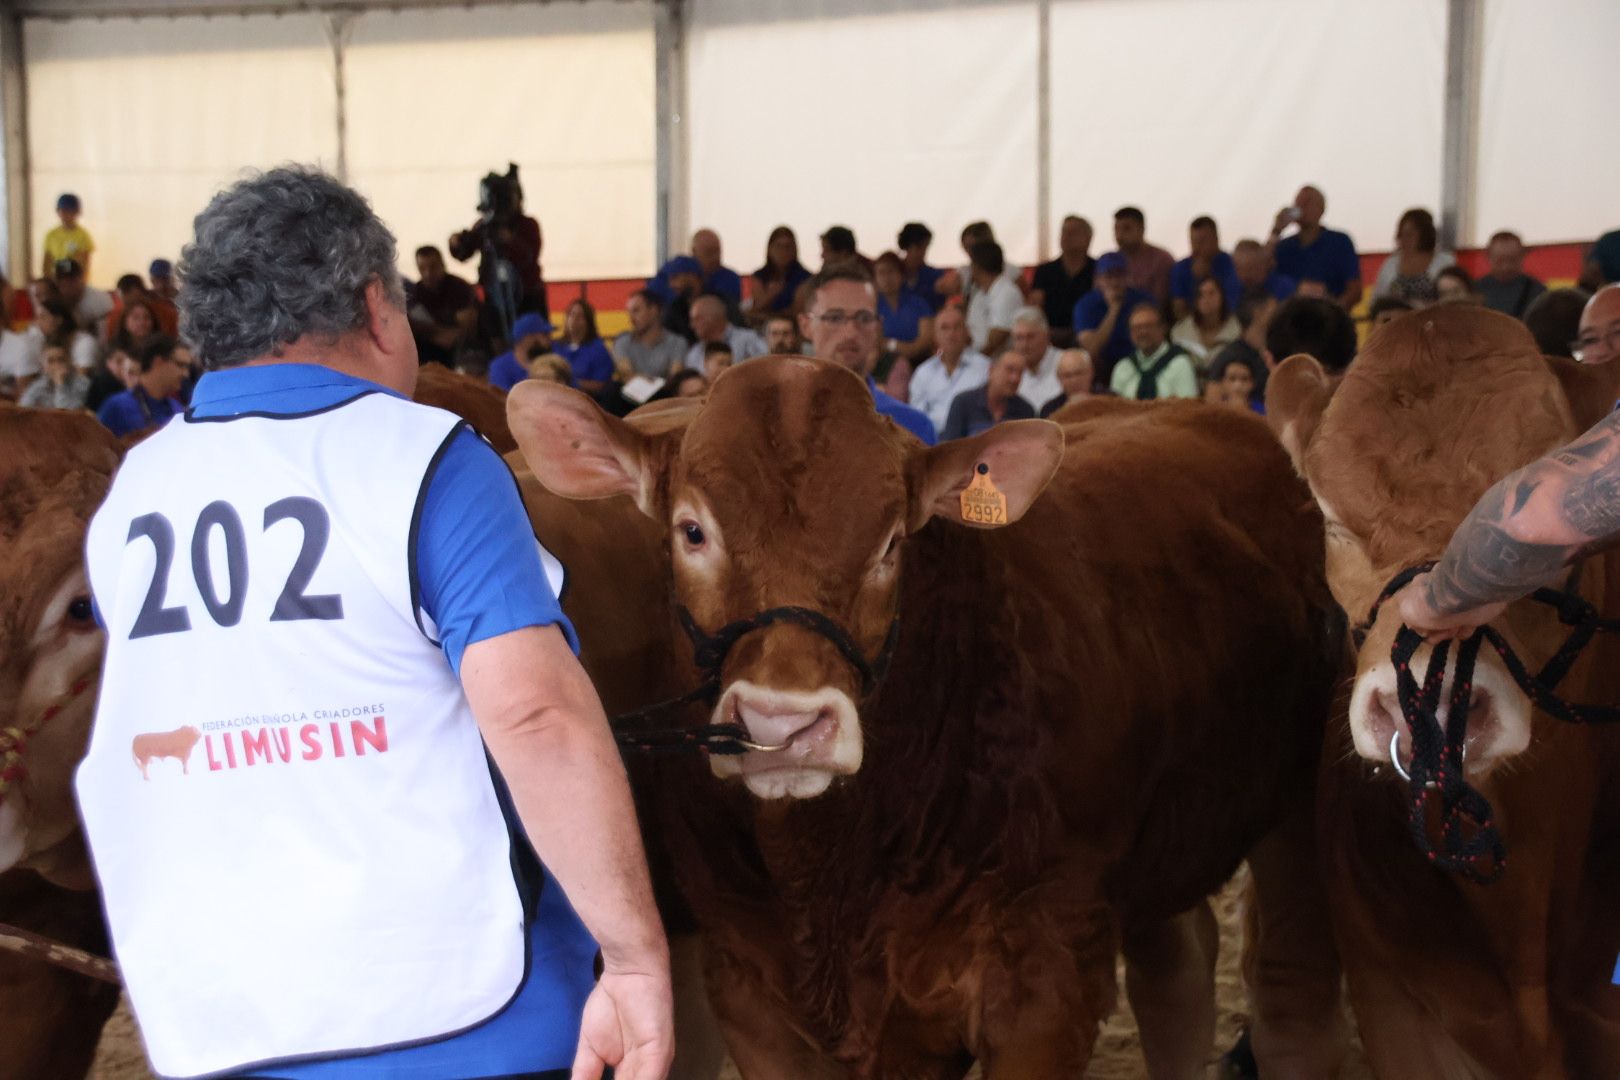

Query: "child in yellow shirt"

xmin=42 ymin=193 xmax=94 ymax=280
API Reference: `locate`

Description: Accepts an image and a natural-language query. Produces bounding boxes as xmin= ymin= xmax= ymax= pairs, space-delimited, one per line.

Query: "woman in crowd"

xmin=1207 ymin=351 xmax=1265 ymax=414
xmin=749 ymin=226 xmax=811 ymax=316
xmin=35 ymin=298 xmax=98 ymax=372
xmin=19 ymin=343 xmax=89 ymax=410
xmin=111 ymin=296 xmax=163 ymax=358
xmin=554 ymin=298 xmax=614 ymax=396
xmin=1435 ymin=265 xmax=1477 ymax=305
xmin=1371 ymin=208 xmax=1455 ymax=304
xmin=1171 ymin=277 xmax=1241 ymax=369
xmin=873 ymin=251 xmax=936 ymax=365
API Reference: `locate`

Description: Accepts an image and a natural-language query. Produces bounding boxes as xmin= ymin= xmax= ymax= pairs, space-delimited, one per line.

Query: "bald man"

xmin=690 ymin=228 xmax=742 ymax=303
xmin=683 ymin=294 xmax=765 ymax=371
xmin=1574 ymin=284 xmax=1620 ymax=366
xmin=1039 ymin=349 xmax=1094 ymax=417
xmin=1268 ymin=185 xmax=1362 ymax=309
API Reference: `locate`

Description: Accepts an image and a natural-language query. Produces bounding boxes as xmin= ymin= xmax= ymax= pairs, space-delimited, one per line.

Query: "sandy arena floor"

xmin=89 ymin=871 xmax=1370 ymax=1080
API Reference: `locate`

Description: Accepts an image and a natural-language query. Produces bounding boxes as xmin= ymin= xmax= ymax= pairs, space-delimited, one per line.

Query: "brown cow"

xmin=508 ymin=358 xmax=1348 ymax=1078
xmin=1267 ymin=305 xmax=1620 ymax=1077
xmin=412 ymin=363 xmax=517 ymax=453
xmin=0 ymin=407 xmax=123 ymax=1078
xmin=130 ymin=725 xmax=203 ymax=780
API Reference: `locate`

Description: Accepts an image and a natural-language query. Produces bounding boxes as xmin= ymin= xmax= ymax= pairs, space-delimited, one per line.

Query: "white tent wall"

xmin=1048 ymin=0 xmax=1446 ymax=258
xmin=1475 ymin=0 xmax=1619 ymax=249
xmin=25 ymin=14 xmax=338 ymax=288
xmin=345 ymin=2 xmax=656 ymax=284
xmin=685 ymin=0 xmax=1041 ymax=273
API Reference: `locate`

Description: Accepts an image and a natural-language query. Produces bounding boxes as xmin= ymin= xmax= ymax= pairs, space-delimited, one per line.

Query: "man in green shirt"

xmin=1110 ymin=303 xmax=1198 ymax=400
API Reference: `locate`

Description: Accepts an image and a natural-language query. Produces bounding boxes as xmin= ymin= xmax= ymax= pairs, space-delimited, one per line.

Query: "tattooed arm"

xmin=1396 ymin=408 xmax=1620 ymax=638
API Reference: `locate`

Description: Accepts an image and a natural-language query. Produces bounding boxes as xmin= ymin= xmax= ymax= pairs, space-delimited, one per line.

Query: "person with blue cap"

xmin=1073 ymin=252 xmax=1156 ymax=389
xmin=488 ymin=311 xmax=556 ymax=391
xmin=43 ymin=193 xmax=94 ymax=281
xmin=651 ymin=255 xmax=706 ymax=341
xmin=148 ymin=258 xmax=178 ymax=302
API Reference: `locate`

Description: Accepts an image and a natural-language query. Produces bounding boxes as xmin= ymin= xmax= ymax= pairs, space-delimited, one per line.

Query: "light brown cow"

xmin=509 ymin=358 xmax=1349 ymax=1078
xmin=130 ymin=725 xmax=203 ymax=780
xmin=1267 ymin=304 xmax=1620 ymax=1077
xmin=0 ymin=406 xmax=123 ymax=1078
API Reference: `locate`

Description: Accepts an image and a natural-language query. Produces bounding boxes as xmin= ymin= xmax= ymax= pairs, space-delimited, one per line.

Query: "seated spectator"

xmin=1112 ymin=304 xmax=1198 ymax=400
xmin=749 ymin=226 xmax=811 ymax=316
xmin=1171 ymin=277 xmax=1241 ymax=370
xmin=19 ymin=344 xmax=88 ymax=410
xmin=1113 ymin=206 xmax=1173 ymax=304
xmin=953 ymin=221 xmax=1020 ymax=295
xmin=941 ymin=349 xmax=1034 ymax=440
xmin=691 ymin=228 xmax=743 ymax=304
xmin=1475 ymin=231 xmax=1545 ymax=319
xmin=651 ymin=255 xmax=705 ymax=340
xmin=149 ymin=258 xmax=178 ymax=303
xmin=1009 ymin=307 xmax=1063 ymax=410
xmin=0 ymin=308 xmax=44 ymax=391
xmin=32 ymin=298 xmax=98 ymax=372
xmin=528 ymin=354 xmax=574 ymax=385
xmin=408 ymin=245 xmax=478 ymax=366
xmin=1231 ymin=238 xmax=1296 ymax=309
xmin=487 ymin=312 xmax=555 ymax=392
xmin=173 ymin=341 xmax=202 ymax=405
xmin=111 ymin=296 xmax=165 ymax=358
xmin=872 ymin=251 xmax=935 ymax=364
xmin=54 ymin=258 xmax=113 ymax=337
xmin=1039 ymin=348 xmax=1095 ymax=418
xmin=1074 ymin=252 xmax=1155 ymax=388
xmin=819 ymin=225 xmax=869 ymax=272
xmin=613 ymin=289 xmax=688 ymax=378
xmin=1435 ymin=265 xmax=1477 ymax=305
xmin=1522 ymin=287 xmax=1590 ymax=359
xmin=685 ymin=294 xmax=766 ymax=370
xmin=0 ymin=271 xmax=34 ymax=331
xmin=555 ymin=299 xmax=615 ymax=395
xmin=762 ymin=312 xmax=800 ymax=355
xmin=42 ymin=193 xmax=93 ymax=280
xmin=873 ymin=352 xmax=914 ymax=404
xmin=1207 ymin=351 xmax=1265 ymax=414
xmin=1170 ymin=216 xmax=1237 ymax=321
xmin=909 ymin=305 xmax=991 ymax=433
xmin=97 ymin=336 xmax=185 ymax=437
xmin=1208 ymin=294 xmax=1277 ymax=400
xmin=1572 ymin=285 xmax=1620 ymax=366
xmin=1269 ymin=185 xmax=1362 ymax=308
xmin=964 ymin=240 xmax=1022 ymax=356
xmin=106 ymin=272 xmax=180 ymax=342
xmin=1029 ymin=215 xmax=1095 ymax=344
xmin=702 ymin=340 xmax=734 ymax=383
xmin=1264 ymin=296 xmax=1358 ymax=375
xmin=651 ymin=369 xmax=707 ymax=400
xmin=1371 ymin=208 xmax=1454 ymax=305
xmin=85 ymin=347 xmax=135 ymax=413
xmin=1581 ymin=228 xmax=1620 ymax=291
xmin=1368 ymin=296 xmax=1414 ymax=329
xmin=897 ymin=222 xmax=949 ymax=312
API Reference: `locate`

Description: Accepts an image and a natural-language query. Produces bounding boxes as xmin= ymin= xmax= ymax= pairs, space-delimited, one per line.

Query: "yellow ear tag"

xmin=959 ymin=463 xmax=1008 ymax=525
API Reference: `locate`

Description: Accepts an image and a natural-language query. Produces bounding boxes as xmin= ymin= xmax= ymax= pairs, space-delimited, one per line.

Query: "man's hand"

xmin=1393 ymin=572 xmax=1508 ymax=643
xmin=571 ymin=969 xmax=674 ymax=1080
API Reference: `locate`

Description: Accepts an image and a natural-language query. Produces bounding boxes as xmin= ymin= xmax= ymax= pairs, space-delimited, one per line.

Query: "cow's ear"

xmin=507 ymin=381 xmax=656 ymax=515
xmin=1265 ymin=353 xmax=1332 ymax=472
xmin=910 ymin=419 xmax=1065 ymax=531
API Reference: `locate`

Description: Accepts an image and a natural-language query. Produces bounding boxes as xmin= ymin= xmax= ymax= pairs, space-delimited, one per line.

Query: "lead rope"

xmin=0 ymin=677 xmax=97 ymax=808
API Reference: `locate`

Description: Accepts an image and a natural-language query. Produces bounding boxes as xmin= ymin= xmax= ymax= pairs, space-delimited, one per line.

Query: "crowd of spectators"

xmin=7 ymin=178 xmax=1618 ymax=449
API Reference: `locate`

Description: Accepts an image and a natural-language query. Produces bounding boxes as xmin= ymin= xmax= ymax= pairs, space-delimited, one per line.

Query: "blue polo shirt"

xmin=869 ymin=377 xmax=936 ymax=445
xmin=1073 ymin=286 xmax=1156 ymax=383
xmin=186 ymin=364 xmax=595 ymax=1080
xmin=555 ymin=338 xmax=613 ymax=383
xmin=878 ymin=290 xmax=933 ymax=345
xmin=1274 ymin=228 xmax=1361 ymax=298
xmin=752 ymin=262 xmax=811 ymax=312
xmin=488 ymin=349 xmax=528 ymax=391
xmin=96 ymin=387 xmax=182 ymax=438
xmin=1169 ymin=251 xmax=1238 ymax=309
xmin=905 ymin=264 xmax=948 ymax=313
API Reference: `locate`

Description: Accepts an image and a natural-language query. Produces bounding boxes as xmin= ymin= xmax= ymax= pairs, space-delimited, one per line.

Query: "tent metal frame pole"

xmin=1 ymin=14 xmax=30 ymax=284
xmin=326 ymin=12 xmax=354 ymax=183
xmin=1035 ymin=0 xmax=1050 ymax=265
xmin=654 ymin=0 xmax=685 ymax=268
xmin=1439 ymin=0 xmax=1480 ymax=251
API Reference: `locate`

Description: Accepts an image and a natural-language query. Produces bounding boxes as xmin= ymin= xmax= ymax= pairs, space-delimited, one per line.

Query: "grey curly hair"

xmin=178 ymin=165 xmax=404 ymax=370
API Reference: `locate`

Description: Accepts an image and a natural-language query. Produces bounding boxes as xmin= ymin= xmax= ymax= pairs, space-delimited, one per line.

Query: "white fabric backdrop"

xmin=345 ymin=2 xmax=656 ymax=283
xmin=686 ymin=0 xmax=1041 ymax=273
xmin=26 ymin=15 xmax=338 ymax=288
xmin=1475 ymin=0 xmax=1619 ymax=248
xmin=1048 ymin=0 xmax=1446 ymax=258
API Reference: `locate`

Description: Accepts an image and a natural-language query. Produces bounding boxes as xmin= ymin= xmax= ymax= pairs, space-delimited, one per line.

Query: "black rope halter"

xmin=609 ymin=604 xmax=900 ymax=757
xmin=1354 ymin=562 xmax=1620 ymax=884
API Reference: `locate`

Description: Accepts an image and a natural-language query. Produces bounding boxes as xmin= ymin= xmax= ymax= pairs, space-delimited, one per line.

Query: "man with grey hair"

xmin=1009 ymin=305 xmax=1064 ymax=411
xmin=684 ymin=293 xmax=765 ymax=370
xmin=76 ymin=166 xmax=672 ymax=1080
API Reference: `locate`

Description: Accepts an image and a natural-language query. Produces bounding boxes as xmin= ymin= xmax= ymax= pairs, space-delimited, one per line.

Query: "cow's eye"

xmin=883 ymin=534 xmax=900 ymax=560
xmin=680 ymin=521 xmax=706 ymax=548
xmin=67 ymin=597 xmax=95 ymax=623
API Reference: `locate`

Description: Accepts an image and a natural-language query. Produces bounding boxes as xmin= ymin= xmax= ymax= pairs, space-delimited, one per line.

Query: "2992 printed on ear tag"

xmin=960 ymin=463 xmax=1008 ymax=525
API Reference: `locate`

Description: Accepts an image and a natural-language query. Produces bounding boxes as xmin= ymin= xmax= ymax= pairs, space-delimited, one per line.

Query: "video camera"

xmin=478 ymin=164 xmax=523 ymax=226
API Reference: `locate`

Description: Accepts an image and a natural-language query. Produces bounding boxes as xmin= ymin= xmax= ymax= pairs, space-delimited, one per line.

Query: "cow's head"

xmin=510 ymin=358 xmax=1063 ymax=799
xmin=0 ymin=409 xmax=119 ymax=886
xmin=1268 ymin=306 xmax=1589 ymax=779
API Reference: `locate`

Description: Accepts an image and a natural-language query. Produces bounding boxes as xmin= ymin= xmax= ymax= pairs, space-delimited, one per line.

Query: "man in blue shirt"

xmin=88 ymin=166 xmax=672 ymax=1080
xmin=96 ymin=336 xmax=185 ymax=437
xmin=690 ymin=228 xmax=742 ymax=304
xmin=1268 ymin=185 xmax=1362 ymax=309
xmin=1232 ymin=238 xmax=1297 ymax=309
xmin=1169 ymin=216 xmax=1237 ymax=322
xmin=1074 ymin=252 xmax=1155 ymax=390
xmin=798 ymin=264 xmax=936 ymax=444
xmin=487 ymin=311 xmax=555 ymax=392
xmin=898 ymin=221 xmax=949 ymax=313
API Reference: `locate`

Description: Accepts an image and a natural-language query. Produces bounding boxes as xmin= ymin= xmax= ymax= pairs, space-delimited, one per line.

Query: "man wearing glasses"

xmin=798 ymin=264 xmax=936 ymax=444
xmin=1572 ymin=285 xmax=1620 ymax=367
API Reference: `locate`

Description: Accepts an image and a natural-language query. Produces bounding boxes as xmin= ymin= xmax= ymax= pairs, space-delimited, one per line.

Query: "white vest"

xmin=78 ymin=392 xmax=527 ymax=1079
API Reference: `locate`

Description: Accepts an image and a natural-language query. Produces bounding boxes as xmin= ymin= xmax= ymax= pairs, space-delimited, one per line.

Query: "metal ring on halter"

xmin=1390 ymin=730 xmax=1411 ymax=781
xmin=731 ymin=735 xmax=793 ymax=753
